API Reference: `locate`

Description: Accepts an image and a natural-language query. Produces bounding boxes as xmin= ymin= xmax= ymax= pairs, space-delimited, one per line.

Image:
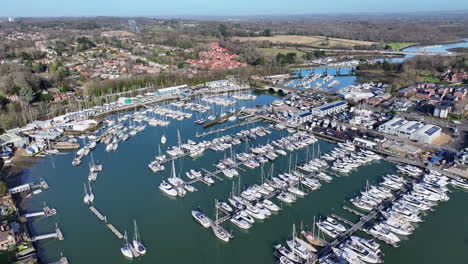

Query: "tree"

xmin=19 ymin=86 xmax=36 ymax=103
xmin=263 ymin=29 xmax=272 ymax=37
xmin=0 ymin=181 xmax=7 ymax=197
xmin=218 ymin=24 xmax=230 ymax=40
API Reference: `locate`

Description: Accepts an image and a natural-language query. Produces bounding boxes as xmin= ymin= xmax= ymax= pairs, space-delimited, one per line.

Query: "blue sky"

xmin=2 ymin=0 xmax=468 ymax=17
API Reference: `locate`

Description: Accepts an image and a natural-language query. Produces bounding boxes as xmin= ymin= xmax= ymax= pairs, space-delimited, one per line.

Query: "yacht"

xmin=261 ymin=199 xmax=281 ymax=212
xmin=342 ymin=241 xmax=382 ymax=263
xmin=350 ymin=236 xmax=382 ymax=255
xmin=132 ymin=220 xmax=146 ymax=255
xmin=159 ymin=180 xmax=178 ymax=197
xmin=230 ymin=214 xmax=251 ymax=230
xmin=277 ymin=192 xmax=295 ymax=204
xmin=286 ymin=239 xmax=314 ymax=260
xmin=191 ymin=209 xmax=212 ymax=228
xmin=324 ymin=217 xmax=347 ymax=232
xmin=276 ymin=245 xmax=301 ymax=263
xmin=212 ymin=223 xmax=230 ymax=242
xmin=368 ymin=224 xmax=400 ymax=245
xmin=121 ymin=231 xmax=133 ymax=259
xmin=316 ymin=222 xmax=341 ymax=238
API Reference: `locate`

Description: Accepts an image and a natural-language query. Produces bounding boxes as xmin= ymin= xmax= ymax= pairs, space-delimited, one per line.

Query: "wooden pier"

xmin=89 ymin=206 xmax=106 ymax=221
xmin=106 ymin=224 xmax=124 ymax=240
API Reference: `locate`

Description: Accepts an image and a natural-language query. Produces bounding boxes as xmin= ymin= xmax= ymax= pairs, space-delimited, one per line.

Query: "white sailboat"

xmin=212 ymin=199 xmax=230 ymax=242
xmin=161 ymin=134 xmax=167 ymax=144
xmin=83 ymin=183 xmax=90 ymax=204
xmin=121 ymin=230 xmax=133 ymax=259
xmin=133 ymin=220 xmax=146 ymax=255
xmin=87 ymin=182 xmax=94 ymax=203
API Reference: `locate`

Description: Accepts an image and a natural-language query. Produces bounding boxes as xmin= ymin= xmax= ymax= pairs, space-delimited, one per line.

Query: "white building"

xmin=310 ymin=101 xmax=347 ymax=117
xmin=156 ymin=85 xmax=188 ymax=95
xmin=378 ymin=117 xmax=442 ymax=144
xmin=412 ymin=125 xmax=442 ymax=144
xmin=291 ymin=111 xmax=314 ymax=123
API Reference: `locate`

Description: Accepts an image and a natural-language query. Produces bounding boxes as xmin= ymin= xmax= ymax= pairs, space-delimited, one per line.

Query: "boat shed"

xmin=310 ymin=101 xmax=347 ymax=117
xmin=0 ymin=129 xmax=29 ymax=148
xmin=291 ymin=111 xmax=314 ymax=123
xmin=412 ymin=125 xmax=442 ymax=144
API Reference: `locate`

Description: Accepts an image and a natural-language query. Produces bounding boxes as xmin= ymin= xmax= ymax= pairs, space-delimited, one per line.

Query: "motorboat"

xmin=191 ymin=209 xmax=211 ymax=228
xmin=159 ymin=180 xmax=178 ymax=197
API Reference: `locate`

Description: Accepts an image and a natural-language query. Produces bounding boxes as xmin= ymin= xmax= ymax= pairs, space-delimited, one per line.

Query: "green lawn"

xmin=384 ymin=43 xmax=415 ymax=51
xmin=257 ymin=48 xmax=305 ymax=57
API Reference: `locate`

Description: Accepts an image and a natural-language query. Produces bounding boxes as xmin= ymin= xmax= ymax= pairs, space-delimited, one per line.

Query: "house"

xmin=433 ymin=104 xmax=451 ymax=118
xmin=415 ymin=89 xmax=432 ymax=99
xmin=0 ymin=222 xmax=16 ymax=251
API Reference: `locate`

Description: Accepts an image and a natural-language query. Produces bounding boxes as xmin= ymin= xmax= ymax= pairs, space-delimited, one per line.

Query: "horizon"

xmin=2 ymin=0 xmax=468 ymax=17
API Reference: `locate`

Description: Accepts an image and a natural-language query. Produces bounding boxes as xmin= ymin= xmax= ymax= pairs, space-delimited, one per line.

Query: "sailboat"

xmin=121 ymin=230 xmax=133 ymax=258
xmin=87 ymin=182 xmax=94 ymax=203
xmin=212 ymin=199 xmax=230 ymax=242
xmin=83 ymin=183 xmax=90 ymax=204
xmin=133 ymin=220 xmax=146 ymax=255
xmin=161 ymin=134 xmax=167 ymax=145
xmin=301 ymin=217 xmax=327 ymax=247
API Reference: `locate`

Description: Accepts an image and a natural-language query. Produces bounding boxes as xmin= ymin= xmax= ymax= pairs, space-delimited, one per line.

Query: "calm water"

xmin=22 ymin=92 xmax=468 ymax=264
xmin=290 ymin=67 xmax=356 ymax=91
xmin=380 ymin=39 xmax=468 ymax=63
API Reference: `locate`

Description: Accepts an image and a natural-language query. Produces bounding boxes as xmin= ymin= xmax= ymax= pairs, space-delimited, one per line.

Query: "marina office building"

xmin=378 ymin=117 xmax=442 ymax=144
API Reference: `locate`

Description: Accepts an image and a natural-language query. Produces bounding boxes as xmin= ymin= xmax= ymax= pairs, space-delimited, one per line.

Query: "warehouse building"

xmin=310 ymin=101 xmax=347 ymax=117
xmin=291 ymin=111 xmax=314 ymax=123
xmin=378 ymin=117 xmax=442 ymax=144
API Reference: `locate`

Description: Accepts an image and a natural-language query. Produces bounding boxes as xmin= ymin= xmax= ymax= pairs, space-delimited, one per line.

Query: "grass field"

xmin=384 ymin=42 xmax=415 ymax=50
xmin=234 ymin=35 xmax=375 ymax=49
xmin=257 ymin=47 xmax=305 ymax=56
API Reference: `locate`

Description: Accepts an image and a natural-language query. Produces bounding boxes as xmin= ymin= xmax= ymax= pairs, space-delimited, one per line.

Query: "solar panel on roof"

xmin=424 ymin=126 xmax=440 ymax=136
xmin=408 ymin=123 xmax=421 ymax=131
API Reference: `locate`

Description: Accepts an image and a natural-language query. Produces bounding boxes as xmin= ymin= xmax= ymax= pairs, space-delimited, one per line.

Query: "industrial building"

xmin=291 ymin=111 xmax=314 ymax=123
xmin=310 ymin=101 xmax=347 ymax=117
xmin=0 ymin=129 xmax=29 ymax=148
xmin=378 ymin=117 xmax=442 ymax=144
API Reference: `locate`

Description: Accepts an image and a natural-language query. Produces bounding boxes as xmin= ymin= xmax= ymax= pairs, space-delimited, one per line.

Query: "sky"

xmin=2 ymin=0 xmax=468 ymax=17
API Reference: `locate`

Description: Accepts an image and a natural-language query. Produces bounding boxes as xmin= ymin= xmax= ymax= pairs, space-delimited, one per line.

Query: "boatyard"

xmin=17 ymin=83 xmax=468 ymax=264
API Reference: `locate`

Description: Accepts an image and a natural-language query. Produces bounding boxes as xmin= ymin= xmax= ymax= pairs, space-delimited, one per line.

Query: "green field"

xmin=384 ymin=42 xmax=416 ymax=51
xmin=257 ymin=47 xmax=305 ymax=57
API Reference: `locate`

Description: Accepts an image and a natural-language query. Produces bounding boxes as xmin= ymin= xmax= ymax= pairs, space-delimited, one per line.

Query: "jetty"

xmin=30 ymin=224 xmax=64 ymax=242
xmin=196 ymin=115 xmax=260 ymax=138
xmin=23 ymin=203 xmax=57 ymax=220
xmin=88 ymin=206 xmax=124 ymax=239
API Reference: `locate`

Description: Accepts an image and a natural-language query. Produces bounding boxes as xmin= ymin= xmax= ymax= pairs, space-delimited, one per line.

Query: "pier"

xmin=106 ymin=224 xmax=124 ymax=240
xmin=48 ymin=257 xmax=69 ymax=264
xmin=30 ymin=224 xmax=64 ymax=242
xmin=23 ymin=203 xmax=57 ymax=220
xmin=88 ymin=206 xmax=124 ymax=239
xmin=89 ymin=206 xmax=106 ymax=221
xmin=196 ymin=115 xmax=260 ymax=138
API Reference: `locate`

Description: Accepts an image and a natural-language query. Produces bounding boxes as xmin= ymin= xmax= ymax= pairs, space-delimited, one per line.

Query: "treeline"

xmin=356 ymin=55 xmax=468 ymax=90
xmin=84 ymin=64 xmax=286 ymax=97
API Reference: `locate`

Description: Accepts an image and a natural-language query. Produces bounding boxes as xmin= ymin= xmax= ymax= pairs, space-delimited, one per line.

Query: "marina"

xmin=19 ymin=90 xmax=468 ymax=264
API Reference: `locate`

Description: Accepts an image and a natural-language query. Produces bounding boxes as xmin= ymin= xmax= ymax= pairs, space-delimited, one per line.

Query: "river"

xmin=20 ymin=90 xmax=468 ymax=264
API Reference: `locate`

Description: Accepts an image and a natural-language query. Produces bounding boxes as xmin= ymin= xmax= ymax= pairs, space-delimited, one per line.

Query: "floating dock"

xmin=106 ymin=224 xmax=124 ymax=240
xmin=89 ymin=206 xmax=106 ymax=221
